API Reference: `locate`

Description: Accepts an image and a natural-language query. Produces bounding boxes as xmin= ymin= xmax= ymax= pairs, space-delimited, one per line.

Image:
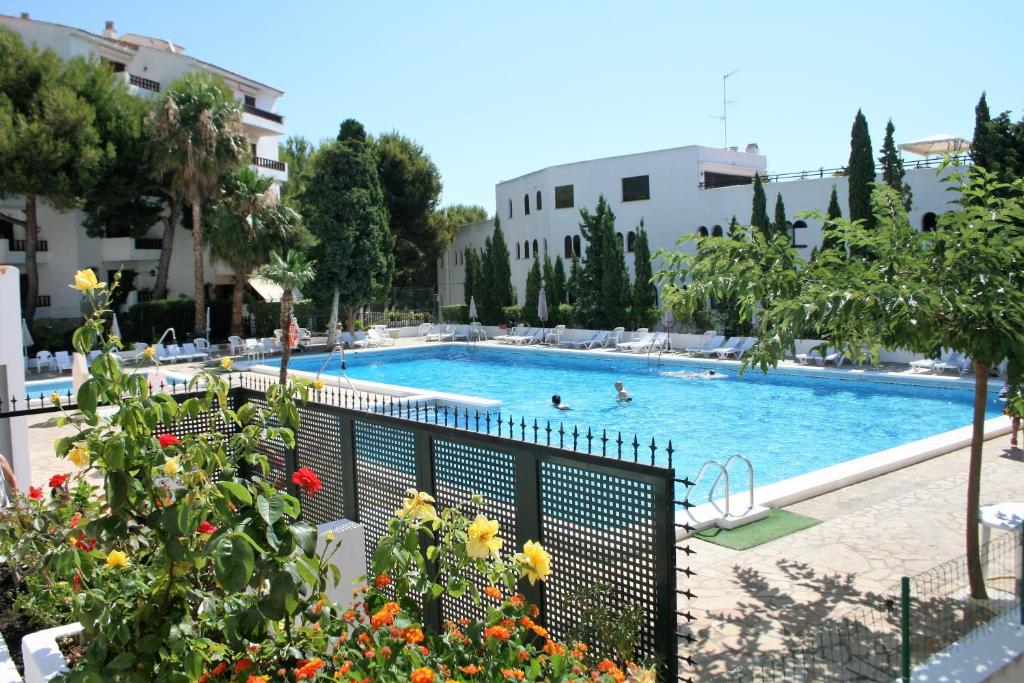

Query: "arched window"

xmin=627 ymin=231 xmax=637 ymax=252
xmin=617 ymin=232 xmax=624 ymax=250
xmin=572 ymin=235 xmax=581 ymax=257
xmin=791 ymin=220 xmax=807 ymax=248
xmin=536 ymin=191 xmax=542 ymax=211
xmin=524 ymin=194 xmax=530 ymax=215
xmin=543 ymin=238 xmax=547 ymax=254
xmin=711 ymin=225 xmax=723 ymax=238
xmin=564 ymin=236 xmax=573 ymax=258
xmin=516 ymin=243 xmax=521 ymax=260
xmin=508 ymin=199 xmax=513 ymax=218
xmin=532 ymin=239 xmax=538 ymax=256
xmin=921 ymin=212 xmax=937 ymax=232
xmin=524 ymin=240 xmax=530 ymax=259
xmin=698 ymin=226 xmax=708 ymax=237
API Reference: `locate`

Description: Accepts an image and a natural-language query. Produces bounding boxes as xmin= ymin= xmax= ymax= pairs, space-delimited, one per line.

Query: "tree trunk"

xmin=192 ymin=199 xmax=206 ymax=334
xmin=966 ymin=359 xmax=990 ymax=600
xmin=278 ymin=291 xmax=293 ymax=385
xmin=22 ymin=196 xmax=39 ymax=324
xmin=346 ymin=308 xmax=357 ymax=334
xmin=326 ymin=287 xmax=340 ymax=347
xmin=230 ymin=266 xmax=246 ymax=336
xmin=152 ymin=197 xmax=181 ymax=300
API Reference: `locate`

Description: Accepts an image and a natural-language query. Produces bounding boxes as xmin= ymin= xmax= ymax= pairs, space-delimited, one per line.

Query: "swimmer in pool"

xmin=614 ymin=380 xmax=632 ymax=402
xmin=663 ymin=369 xmax=726 ymax=380
xmin=551 ymin=394 xmax=571 ymax=410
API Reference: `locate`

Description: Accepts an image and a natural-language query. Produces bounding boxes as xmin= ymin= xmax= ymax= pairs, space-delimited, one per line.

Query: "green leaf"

xmin=290 ymin=522 xmax=317 ymax=557
xmin=256 ymin=494 xmax=283 ymax=525
xmin=213 ymin=534 xmax=255 ymax=592
xmin=76 ymin=379 xmax=98 ymax=414
xmin=72 ymin=326 xmax=96 ymax=355
xmin=217 ymin=480 xmax=253 ymax=505
xmin=105 ymin=471 xmax=129 ymax=511
xmin=107 ymin=652 xmax=136 ymax=670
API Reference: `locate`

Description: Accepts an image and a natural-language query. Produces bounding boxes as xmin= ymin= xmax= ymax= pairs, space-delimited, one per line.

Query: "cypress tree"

xmin=727 ymin=215 xmax=739 ymax=238
xmin=576 ymin=196 xmax=612 ymax=325
xmin=567 ymin=256 xmax=581 ymax=305
xmin=487 ymin=217 xmax=515 ymax=319
xmin=463 ymin=245 xmax=479 ymax=306
xmin=598 ymin=209 xmax=631 ymax=328
xmin=631 ymin=221 xmax=658 ymax=328
xmin=524 ymin=255 xmax=543 ymax=324
xmin=542 ymin=253 xmax=556 ymax=305
xmin=822 ymin=184 xmax=842 ymax=251
xmin=773 ymin=193 xmax=788 ymax=242
xmin=750 ymin=174 xmax=770 ymax=238
xmin=878 ymin=119 xmax=912 ymax=211
xmin=552 ymin=255 xmax=567 ymax=305
xmin=847 ymin=109 xmax=875 ymax=229
xmin=478 ymin=235 xmax=494 ymax=321
xmin=972 ymin=92 xmax=991 ymax=170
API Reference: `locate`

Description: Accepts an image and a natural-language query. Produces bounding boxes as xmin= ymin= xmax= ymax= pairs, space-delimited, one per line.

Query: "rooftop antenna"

xmin=708 ymin=69 xmax=740 ymax=148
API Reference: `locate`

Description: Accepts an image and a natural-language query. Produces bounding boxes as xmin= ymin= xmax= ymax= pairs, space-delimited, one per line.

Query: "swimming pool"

xmin=272 ymin=345 xmax=1002 ymax=490
xmin=24 ymin=373 xmax=191 ymax=402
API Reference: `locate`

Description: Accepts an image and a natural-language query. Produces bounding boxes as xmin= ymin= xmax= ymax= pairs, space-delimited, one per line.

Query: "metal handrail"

xmin=155 ymin=327 xmax=176 ymax=346
xmin=316 ymin=344 xmax=356 ymax=393
xmin=709 ymin=454 xmax=755 ymax=518
xmin=683 ymin=460 xmax=730 ymax=517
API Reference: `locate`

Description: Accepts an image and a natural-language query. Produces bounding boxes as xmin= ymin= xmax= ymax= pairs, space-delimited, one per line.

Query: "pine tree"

xmin=598 ymin=214 xmax=631 ymax=328
xmin=524 ymin=255 xmax=543 ymax=324
xmin=972 ymin=92 xmax=992 ymax=170
xmin=568 ymin=256 xmax=581 ymax=305
xmin=478 ymin=235 xmax=495 ymax=320
xmin=552 ymin=256 xmax=567 ymax=305
xmin=631 ymin=221 xmax=658 ymax=328
xmin=543 ymin=253 xmax=564 ymax=308
xmin=727 ymin=215 xmax=739 ymax=238
xmin=773 ymin=193 xmax=788 ymax=242
xmin=463 ymin=245 xmax=480 ymax=307
xmin=822 ymin=185 xmax=843 ymax=251
xmin=878 ymin=119 xmax=912 ymax=211
xmin=847 ymin=109 xmax=875 ymax=229
xmin=576 ymin=196 xmax=611 ymax=325
xmin=486 ymin=218 xmax=515 ymax=320
xmin=750 ymin=174 xmax=770 ymax=238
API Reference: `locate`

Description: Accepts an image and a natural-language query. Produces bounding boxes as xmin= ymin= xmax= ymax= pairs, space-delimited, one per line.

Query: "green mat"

xmin=696 ymin=508 xmax=821 ymax=550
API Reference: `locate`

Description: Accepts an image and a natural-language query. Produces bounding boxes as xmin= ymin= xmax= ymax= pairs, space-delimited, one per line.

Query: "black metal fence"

xmin=3 ymin=373 xmax=692 ymax=680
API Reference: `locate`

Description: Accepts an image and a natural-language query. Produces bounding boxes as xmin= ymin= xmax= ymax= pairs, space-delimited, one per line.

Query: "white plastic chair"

xmin=54 ymin=351 xmax=73 ymax=372
xmin=228 ymin=335 xmax=245 ymax=355
xmin=35 ymin=350 xmax=55 ymax=374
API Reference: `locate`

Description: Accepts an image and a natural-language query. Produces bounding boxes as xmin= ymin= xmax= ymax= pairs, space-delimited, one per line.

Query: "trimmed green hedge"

xmin=441 ymin=304 xmax=469 ymax=324
xmin=247 ymin=300 xmax=323 ymax=336
xmin=120 ymin=298 xmax=232 ymax=342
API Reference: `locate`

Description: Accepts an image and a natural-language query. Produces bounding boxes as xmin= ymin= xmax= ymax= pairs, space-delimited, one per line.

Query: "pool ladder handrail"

xmin=683 ymin=454 xmax=755 ymax=518
xmin=647 ymin=335 xmax=669 ymax=365
xmin=315 ymin=344 xmax=357 ymax=394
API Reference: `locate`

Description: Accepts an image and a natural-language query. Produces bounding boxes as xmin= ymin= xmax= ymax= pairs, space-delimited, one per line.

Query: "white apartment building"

xmin=0 ymin=12 xmax=288 ymax=320
xmin=438 ymin=143 xmax=961 ymax=308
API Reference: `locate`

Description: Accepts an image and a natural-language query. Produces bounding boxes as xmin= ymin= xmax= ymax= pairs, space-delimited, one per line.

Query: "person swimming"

xmin=614 ymin=380 xmax=632 ymax=402
xmin=662 ymin=369 xmax=726 ymax=380
xmin=551 ymin=394 xmax=571 ymax=410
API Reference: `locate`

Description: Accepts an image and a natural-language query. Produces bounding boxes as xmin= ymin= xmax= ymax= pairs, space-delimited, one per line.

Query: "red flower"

xmin=74 ymin=536 xmax=96 ymax=551
xmin=197 ymin=521 xmax=217 ymax=535
xmin=48 ymin=473 xmax=69 ymax=488
xmin=28 ymin=486 xmax=43 ymax=500
xmin=157 ymin=433 xmax=182 ymax=448
xmin=291 ymin=467 xmax=321 ymax=496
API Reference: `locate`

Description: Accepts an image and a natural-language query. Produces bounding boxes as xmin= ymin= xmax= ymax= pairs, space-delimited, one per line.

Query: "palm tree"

xmin=146 ymin=72 xmax=246 ymax=332
xmin=259 ymin=250 xmax=316 ymax=384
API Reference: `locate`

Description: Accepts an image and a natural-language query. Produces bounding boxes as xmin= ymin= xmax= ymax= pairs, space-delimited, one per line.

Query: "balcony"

xmin=251 ymin=156 xmax=288 ymax=183
xmin=127 ymin=74 xmax=161 ymax=97
xmin=1 ymin=239 xmax=50 ymax=264
xmin=242 ymin=103 xmax=285 ymax=136
xmin=36 ymin=295 xmax=51 ymax=308
xmin=102 ymin=236 xmax=163 ymax=263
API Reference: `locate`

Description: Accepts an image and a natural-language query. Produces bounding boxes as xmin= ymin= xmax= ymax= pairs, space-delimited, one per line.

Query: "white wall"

xmin=0 ymin=266 xmax=29 ymax=492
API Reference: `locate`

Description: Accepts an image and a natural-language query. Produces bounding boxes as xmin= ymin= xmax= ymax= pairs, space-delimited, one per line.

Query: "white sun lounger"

xmin=560 ymin=331 xmax=607 ymax=349
xmin=716 ymin=337 xmax=756 ymax=359
xmin=508 ymin=328 xmax=545 ymax=345
xmin=54 ymin=350 xmax=73 ymax=372
xmin=616 ymin=332 xmax=657 ymax=352
xmin=692 ymin=336 xmax=740 ymax=358
xmin=933 ymin=351 xmax=970 ymax=376
xmin=683 ymin=335 xmax=726 ymax=356
xmin=795 ymin=347 xmax=845 ymax=366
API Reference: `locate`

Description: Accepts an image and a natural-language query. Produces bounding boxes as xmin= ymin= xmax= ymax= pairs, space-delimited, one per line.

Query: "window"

xmin=921 ymin=212 xmax=937 ymax=232
xmin=555 ymin=184 xmax=574 ymax=209
xmin=711 ymin=225 xmax=723 ymax=238
xmin=536 ymin=191 xmax=542 ymax=211
xmin=516 ymin=243 xmax=521 ymax=260
xmin=244 ymin=95 xmax=256 ymax=107
xmin=572 ymin=235 xmax=581 ymax=257
xmin=622 ymin=175 xmax=650 ymax=202
xmin=532 ymin=239 xmax=538 ymax=256
xmin=564 ymin=236 xmax=573 ymax=258
xmin=617 ymin=232 xmax=624 ymax=250
xmin=524 ymin=241 xmax=530 ymax=259
xmin=103 ymin=59 xmax=126 ymax=73
xmin=698 ymin=226 xmax=708 ymax=237
xmin=627 ymin=231 xmax=637 ymax=252
xmin=0 ymin=219 xmax=12 ymax=240
xmin=524 ymin=194 xmax=530 ymax=215
xmin=508 ymin=199 xmax=513 ymax=218
xmin=791 ymin=220 xmax=807 ymax=248
xmin=543 ymin=238 xmax=547 ymax=254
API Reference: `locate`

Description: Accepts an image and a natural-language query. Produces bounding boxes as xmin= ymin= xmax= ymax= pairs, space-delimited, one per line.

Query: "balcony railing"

xmin=134 ymin=237 xmax=163 ymax=250
xmin=137 ymin=289 xmax=154 ymax=303
xmin=128 ymin=74 xmax=160 ymax=92
xmin=8 ymin=239 xmax=48 ymax=251
xmin=243 ymin=103 xmax=283 ymax=124
xmin=36 ymin=295 xmax=51 ymax=307
xmin=253 ymin=156 xmax=286 ymax=172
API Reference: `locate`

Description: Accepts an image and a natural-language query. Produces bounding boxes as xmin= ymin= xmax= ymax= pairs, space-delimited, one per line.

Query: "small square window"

xmin=554 ymin=185 xmax=574 ymax=209
xmin=244 ymin=95 xmax=256 ymax=107
xmin=622 ymin=175 xmax=650 ymax=202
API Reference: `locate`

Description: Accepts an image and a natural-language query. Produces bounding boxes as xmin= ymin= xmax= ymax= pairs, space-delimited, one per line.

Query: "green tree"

xmin=430 ymin=204 xmax=488 ymax=276
xmin=577 ymin=195 xmax=629 ymax=327
xmin=463 ymin=246 xmax=481 ymax=307
xmin=552 ymin=256 xmax=567 ymax=305
xmin=279 ymin=135 xmax=315 ymax=207
xmin=847 ymin=108 xmax=875 ymax=229
xmin=773 ymin=193 xmax=788 ymax=242
xmin=524 ymin=255 xmax=543 ymax=324
xmin=822 ymin=185 xmax=843 ymax=252
xmin=878 ymin=119 xmax=912 ymax=211
xmin=727 ymin=215 xmax=739 ymax=238
xmin=372 ymin=132 xmax=444 ymax=288
xmin=631 ymin=221 xmax=658 ymax=328
xmin=0 ymin=28 xmax=111 ymax=323
xmin=258 ymin=250 xmax=316 ymax=384
xmin=303 ymin=120 xmax=394 ymax=339
xmin=750 ymin=174 xmax=770 ymax=238
xmin=480 ymin=218 xmax=514 ymax=322
xmin=147 ymin=72 xmax=247 ymax=333
xmin=971 ymin=92 xmax=992 ymax=170
xmin=656 ymin=163 xmax=1024 ymax=600
xmin=567 ymin=256 xmax=582 ymax=306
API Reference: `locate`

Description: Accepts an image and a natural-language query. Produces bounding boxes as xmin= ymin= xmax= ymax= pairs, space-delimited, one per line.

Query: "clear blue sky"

xmin=6 ymin=1 xmax=1022 ymax=211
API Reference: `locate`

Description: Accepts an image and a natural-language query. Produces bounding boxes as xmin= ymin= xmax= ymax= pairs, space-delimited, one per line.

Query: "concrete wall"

xmin=0 ymin=266 xmax=29 ymax=492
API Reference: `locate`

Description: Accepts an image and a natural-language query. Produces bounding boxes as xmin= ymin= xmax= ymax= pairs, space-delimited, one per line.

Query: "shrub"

xmin=441 ymin=304 xmax=468 ymax=323
xmin=121 ymin=298 xmax=194 ymax=343
xmin=501 ymin=305 xmax=524 ymax=325
xmin=29 ymin=320 xmax=78 ymax=353
xmin=247 ymin=299 xmax=321 ymax=336
xmin=554 ymin=303 xmax=576 ymax=327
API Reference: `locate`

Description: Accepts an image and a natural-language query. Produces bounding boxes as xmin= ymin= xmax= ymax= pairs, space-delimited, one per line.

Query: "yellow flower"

xmin=220 ymin=356 xmax=233 ymax=370
xmin=516 ymin=540 xmax=551 ymax=585
xmin=466 ymin=514 xmax=502 ymax=559
xmin=313 ymin=379 xmax=325 ymax=391
xmin=324 ymin=530 xmax=335 ymax=541
xmin=50 ymin=391 xmax=60 ymax=406
xmin=396 ymin=489 xmax=437 ymax=523
xmin=71 ymin=268 xmax=105 ymax=291
xmin=105 ymin=550 xmax=128 ymax=568
xmin=68 ymin=444 xmax=89 ymax=468
xmin=143 ymin=346 xmax=157 ymax=361
xmin=163 ymin=457 xmax=180 ymax=476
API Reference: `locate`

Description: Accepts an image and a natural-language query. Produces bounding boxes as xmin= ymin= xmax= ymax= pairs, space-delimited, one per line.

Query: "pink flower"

xmin=196 ymin=521 xmax=217 ymax=535
xmin=291 ymin=468 xmax=322 ymax=496
xmin=48 ymin=473 xmax=69 ymax=488
xmin=28 ymin=486 xmax=43 ymax=500
xmin=157 ymin=434 xmax=182 ymax=448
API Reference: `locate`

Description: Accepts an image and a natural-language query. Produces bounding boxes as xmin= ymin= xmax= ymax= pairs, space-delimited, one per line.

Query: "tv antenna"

xmin=708 ymin=69 xmax=740 ymax=148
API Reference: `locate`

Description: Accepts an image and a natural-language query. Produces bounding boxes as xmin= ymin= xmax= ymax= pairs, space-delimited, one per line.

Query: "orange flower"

xmin=212 ymin=662 xmax=228 ymax=676
xmin=234 ymin=659 xmax=252 ymax=673
xmin=374 ymin=573 xmax=391 ymax=589
xmin=484 ymin=625 xmax=511 ymax=641
xmin=338 ymin=661 xmax=352 ymax=675
xmin=246 ymin=676 xmax=270 ymax=683
xmin=418 ymin=646 xmax=429 ymax=656
xmin=370 ymin=601 xmax=401 ymax=628
xmin=403 ymin=626 xmax=425 ymax=644
xmin=364 ymin=649 xmax=376 ymax=659
xmin=343 ymin=609 xmax=358 ymax=621
xmin=459 ymin=663 xmax=480 ymax=675
xmin=483 ymin=585 xmax=503 ymax=601
xmin=500 ymin=669 xmax=525 ymax=680
xmin=380 ymin=646 xmax=392 ymax=659
xmin=411 ymin=667 xmax=436 ymax=683
xmin=516 ymin=649 xmax=529 ymax=661
xmin=499 ymin=618 xmax=516 ymax=630
xmin=508 ymin=593 xmax=525 ymax=607
xmin=543 ymin=640 xmax=566 ymax=655
xmin=312 ymin=598 xmax=326 ymax=615
xmin=597 ymin=659 xmax=617 ymax=673
xmin=358 ymin=632 xmax=372 ymax=646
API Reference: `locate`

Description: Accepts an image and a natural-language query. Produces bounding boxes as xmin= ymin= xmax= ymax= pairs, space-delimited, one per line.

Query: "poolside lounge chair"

xmin=683 ymin=334 xmax=726 ymax=356
xmin=183 ymin=342 xmax=209 ymax=361
xmin=616 ymin=332 xmax=656 ymax=352
xmin=692 ymin=337 xmax=740 ymax=358
xmin=35 ymin=350 xmax=55 ymax=374
xmin=450 ymin=325 xmax=471 ymax=341
xmin=795 ymin=347 xmax=845 ymax=366
xmin=543 ymin=325 xmax=566 ymax=346
xmin=909 ymin=357 xmax=939 ymax=373
xmin=194 ymin=338 xmax=213 ymax=358
xmin=165 ymin=344 xmax=191 ymax=362
xmin=511 ymin=328 xmax=546 ymax=345
xmin=933 ymin=351 xmax=970 ymax=376
xmin=366 ymin=327 xmax=396 ymax=346
xmin=493 ymin=326 xmax=522 ymax=343
xmin=54 ymin=351 xmax=73 ymax=372
xmin=468 ymin=322 xmax=487 ymax=341
xmin=244 ymin=339 xmax=264 ymax=362
xmin=717 ymin=337 xmax=756 ymax=359
xmin=228 ymin=335 xmax=246 ymax=356
xmin=425 ymin=324 xmax=454 ymax=342
xmin=416 ymin=323 xmax=432 ymax=341
xmin=560 ymin=331 xmax=606 ymax=349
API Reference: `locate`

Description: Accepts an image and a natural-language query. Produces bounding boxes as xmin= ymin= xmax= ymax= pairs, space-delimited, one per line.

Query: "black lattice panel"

xmin=294 ymin=405 xmax=346 ymax=526
xmin=157 ymin=395 xmax=237 ymax=455
xmin=432 ymin=438 xmax=517 ymax=624
xmin=539 ymin=461 xmax=658 ymax=661
xmin=352 ymin=420 xmax=417 ymax=573
xmin=241 ymin=395 xmax=289 ymax=489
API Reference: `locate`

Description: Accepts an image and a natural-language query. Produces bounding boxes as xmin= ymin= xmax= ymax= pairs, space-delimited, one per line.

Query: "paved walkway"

xmin=681 ymin=435 xmax=1024 ymax=681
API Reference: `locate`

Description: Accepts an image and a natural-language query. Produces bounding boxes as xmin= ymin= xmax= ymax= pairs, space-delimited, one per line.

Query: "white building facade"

xmin=438 ymin=144 xmax=960 ymax=308
xmin=0 ymin=12 xmax=288 ymax=320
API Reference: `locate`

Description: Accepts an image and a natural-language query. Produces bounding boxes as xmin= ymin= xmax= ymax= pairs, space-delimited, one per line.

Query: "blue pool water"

xmin=276 ymin=346 xmax=1001 ymax=488
xmin=25 ymin=378 xmax=73 ymax=399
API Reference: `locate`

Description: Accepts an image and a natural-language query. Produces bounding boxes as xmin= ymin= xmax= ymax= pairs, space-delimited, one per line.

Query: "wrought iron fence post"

xmin=901 ymin=576 xmax=911 ymax=682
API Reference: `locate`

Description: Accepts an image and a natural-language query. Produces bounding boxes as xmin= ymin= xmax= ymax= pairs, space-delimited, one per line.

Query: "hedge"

xmin=441 ymin=304 xmax=468 ymax=324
